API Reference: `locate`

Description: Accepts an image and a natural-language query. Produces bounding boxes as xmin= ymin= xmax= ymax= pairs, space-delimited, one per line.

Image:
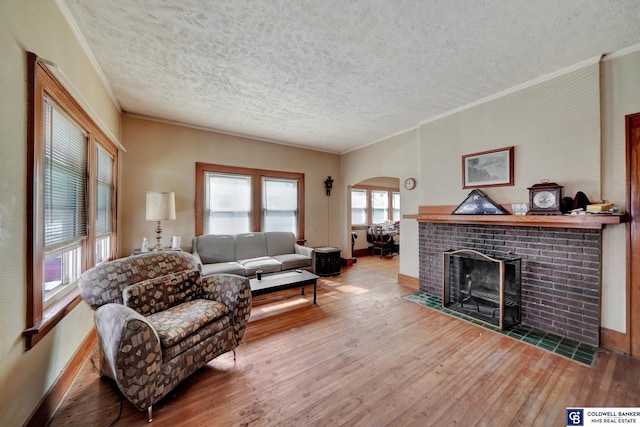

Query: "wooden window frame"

xmin=24 ymin=52 xmax=119 ymax=350
xmin=195 ymin=162 xmax=305 ymax=239
xmin=350 ymin=185 xmax=399 ymax=230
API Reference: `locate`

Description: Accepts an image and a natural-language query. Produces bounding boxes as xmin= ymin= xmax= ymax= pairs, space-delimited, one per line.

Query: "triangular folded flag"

xmin=452 ymin=189 xmax=508 ymax=215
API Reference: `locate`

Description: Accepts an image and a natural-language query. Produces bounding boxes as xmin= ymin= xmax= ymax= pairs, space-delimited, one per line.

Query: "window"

xmin=371 ymin=190 xmax=389 ymax=224
xmin=195 ymin=163 xmax=304 ymax=238
xmin=262 ymin=177 xmax=299 ymax=233
xmin=42 ymin=97 xmax=87 ymax=299
xmin=392 ymin=192 xmax=400 ymax=222
xmin=351 ymin=189 xmax=367 ymax=225
xmin=350 ymin=185 xmax=400 ymax=228
xmin=95 ymin=145 xmax=115 ymax=264
xmin=25 ymin=53 xmax=119 ymax=349
xmin=204 ymin=172 xmax=252 ymax=234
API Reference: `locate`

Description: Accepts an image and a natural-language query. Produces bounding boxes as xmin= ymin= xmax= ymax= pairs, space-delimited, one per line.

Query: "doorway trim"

xmin=627 ymin=112 xmax=640 ymax=357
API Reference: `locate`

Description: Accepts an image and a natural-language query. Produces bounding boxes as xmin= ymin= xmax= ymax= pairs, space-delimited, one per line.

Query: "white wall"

xmin=343 ymin=51 xmax=640 ymax=334
xmin=0 ymin=1 xmax=121 ymax=425
xmin=421 ymin=63 xmax=601 ymax=206
xmin=341 ymin=129 xmax=421 ymax=278
xmin=600 ymin=48 xmax=640 ymax=333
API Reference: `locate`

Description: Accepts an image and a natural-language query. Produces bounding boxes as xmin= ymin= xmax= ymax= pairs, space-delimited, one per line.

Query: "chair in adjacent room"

xmin=369 ymin=225 xmax=395 ymax=258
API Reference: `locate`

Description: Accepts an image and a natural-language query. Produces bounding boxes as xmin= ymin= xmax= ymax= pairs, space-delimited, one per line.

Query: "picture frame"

xmin=462 ymin=146 xmax=514 ymax=189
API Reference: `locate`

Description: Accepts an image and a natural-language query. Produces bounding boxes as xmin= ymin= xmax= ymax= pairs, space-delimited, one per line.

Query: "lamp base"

xmin=154 ymin=220 xmax=164 ymax=251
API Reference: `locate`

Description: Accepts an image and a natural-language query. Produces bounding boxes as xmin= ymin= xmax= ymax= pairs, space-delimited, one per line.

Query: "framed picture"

xmin=462 ymin=146 xmax=514 ymax=189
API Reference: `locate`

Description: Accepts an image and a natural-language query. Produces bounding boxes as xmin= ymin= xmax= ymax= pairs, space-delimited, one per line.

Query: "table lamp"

xmin=145 ymin=191 xmax=176 ymax=251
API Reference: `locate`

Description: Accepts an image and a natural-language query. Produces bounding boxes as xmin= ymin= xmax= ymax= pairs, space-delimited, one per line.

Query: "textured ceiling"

xmin=59 ymin=0 xmax=640 ymax=154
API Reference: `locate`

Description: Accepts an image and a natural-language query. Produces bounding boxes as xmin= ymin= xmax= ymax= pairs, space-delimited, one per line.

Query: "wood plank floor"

xmin=49 ymin=255 xmax=640 ymax=426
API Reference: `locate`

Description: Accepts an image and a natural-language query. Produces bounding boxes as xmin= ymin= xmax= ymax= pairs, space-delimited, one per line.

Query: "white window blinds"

xmin=262 ymin=177 xmax=298 ymax=234
xmin=43 ymin=97 xmax=88 ymax=248
xmin=205 ymin=172 xmax=252 ymax=234
xmin=95 ymin=145 xmax=114 ymax=237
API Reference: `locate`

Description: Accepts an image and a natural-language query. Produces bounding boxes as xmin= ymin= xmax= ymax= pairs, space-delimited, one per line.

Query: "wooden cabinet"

xmin=314 ymin=246 xmax=341 ymax=276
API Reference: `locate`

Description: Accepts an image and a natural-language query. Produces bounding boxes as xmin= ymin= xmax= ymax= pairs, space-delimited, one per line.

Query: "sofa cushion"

xmin=161 ymin=314 xmax=231 ymax=361
xmin=147 ymin=299 xmax=229 ymax=348
xmin=194 ymin=234 xmax=237 ymax=263
xmin=239 ymin=256 xmax=282 ymax=276
xmin=235 ymin=233 xmax=268 ymax=260
xmin=201 ymin=261 xmax=246 ymax=276
xmin=272 ymin=253 xmax=312 ymax=270
xmin=123 ymin=270 xmax=202 ymax=316
xmin=265 ymin=232 xmax=296 ymax=256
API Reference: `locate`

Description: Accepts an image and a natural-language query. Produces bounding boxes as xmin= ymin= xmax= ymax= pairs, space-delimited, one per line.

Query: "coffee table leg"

xmin=301 ymin=286 xmax=305 ymax=295
xmin=313 ymin=281 xmax=317 ymax=304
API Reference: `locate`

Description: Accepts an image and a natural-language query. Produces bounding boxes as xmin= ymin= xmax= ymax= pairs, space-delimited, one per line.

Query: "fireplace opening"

xmin=442 ymin=249 xmax=521 ymax=329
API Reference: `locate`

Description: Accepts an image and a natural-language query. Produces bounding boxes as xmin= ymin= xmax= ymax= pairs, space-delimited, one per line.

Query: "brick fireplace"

xmin=419 ymin=222 xmax=602 ymax=346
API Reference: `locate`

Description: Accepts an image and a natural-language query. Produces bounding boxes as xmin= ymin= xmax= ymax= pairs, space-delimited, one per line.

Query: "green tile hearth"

xmin=402 ymin=292 xmax=596 ymax=366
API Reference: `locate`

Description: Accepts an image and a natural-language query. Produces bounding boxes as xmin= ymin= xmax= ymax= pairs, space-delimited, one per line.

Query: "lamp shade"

xmin=145 ymin=191 xmax=176 ymax=221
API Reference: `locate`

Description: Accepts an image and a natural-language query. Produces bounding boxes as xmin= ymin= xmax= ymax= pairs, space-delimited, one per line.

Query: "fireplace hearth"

xmin=442 ymin=249 xmax=521 ymax=330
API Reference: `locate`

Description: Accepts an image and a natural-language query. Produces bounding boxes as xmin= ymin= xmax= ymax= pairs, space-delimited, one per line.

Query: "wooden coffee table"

xmin=249 ymin=270 xmax=320 ymax=304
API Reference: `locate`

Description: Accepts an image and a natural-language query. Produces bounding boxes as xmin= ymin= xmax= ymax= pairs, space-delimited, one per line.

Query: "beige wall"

xmin=0 ymin=1 xmax=121 ymax=425
xmin=120 ymin=116 xmax=341 ymax=255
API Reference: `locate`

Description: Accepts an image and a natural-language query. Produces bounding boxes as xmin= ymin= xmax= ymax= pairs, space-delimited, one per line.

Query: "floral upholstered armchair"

xmin=78 ymin=251 xmax=252 ymax=422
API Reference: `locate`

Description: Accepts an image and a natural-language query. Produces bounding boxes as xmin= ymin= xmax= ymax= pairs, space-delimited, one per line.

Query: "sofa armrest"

xmin=295 ymin=244 xmax=315 ymax=273
xmin=95 ymin=303 xmax=162 ymax=411
xmin=191 ymin=237 xmax=204 ymax=272
xmin=200 ymin=274 xmax=252 ymax=344
xmin=294 ymin=244 xmax=313 ymax=258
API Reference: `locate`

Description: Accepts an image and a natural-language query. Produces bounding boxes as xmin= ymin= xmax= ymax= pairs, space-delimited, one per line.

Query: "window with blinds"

xmin=95 ymin=145 xmax=114 ymax=263
xmin=262 ymin=177 xmax=298 ymax=234
xmin=351 ymin=188 xmax=368 ymax=225
xmin=350 ymin=186 xmax=400 ymax=227
xmin=392 ymin=192 xmax=400 ymax=221
xmin=43 ymin=97 xmax=87 ymax=297
xmin=195 ymin=163 xmax=304 ymax=238
xmin=371 ymin=190 xmax=389 ymax=224
xmin=26 ymin=52 xmax=120 ymax=349
xmin=204 ymin=172 xmax=252 ymax=234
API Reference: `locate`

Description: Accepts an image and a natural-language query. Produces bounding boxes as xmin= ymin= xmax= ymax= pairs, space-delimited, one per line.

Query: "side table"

xmin=314 ymin=246 xmax=341 ymax=277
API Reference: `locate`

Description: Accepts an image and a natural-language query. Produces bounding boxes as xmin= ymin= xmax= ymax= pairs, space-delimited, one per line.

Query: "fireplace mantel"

xmin=405 ymin=205 xmax=626 ymax=229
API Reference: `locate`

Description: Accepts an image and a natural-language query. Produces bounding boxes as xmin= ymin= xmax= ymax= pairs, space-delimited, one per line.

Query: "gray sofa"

xmin=192 ymin=231 xmax=315 ymax=277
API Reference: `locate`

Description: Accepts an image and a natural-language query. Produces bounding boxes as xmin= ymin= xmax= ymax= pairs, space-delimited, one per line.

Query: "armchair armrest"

xmin=95 ymin=303 xmax=162 ymax=411
xmin=200 ymin=274 xmax=252 ymax=344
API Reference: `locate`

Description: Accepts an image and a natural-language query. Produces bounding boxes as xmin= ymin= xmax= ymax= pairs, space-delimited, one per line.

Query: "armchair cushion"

xmin=123 ymin=270 xmax=202 ymax=316
xmin=147 ymin=299 xmax=229 ymax=347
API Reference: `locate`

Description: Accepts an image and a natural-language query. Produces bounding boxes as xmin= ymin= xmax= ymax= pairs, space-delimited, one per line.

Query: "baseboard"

xmin=26 ymin=328 xmax=97 ymax=427
xmin=600 ymin=327 xmax=630 ymax=354
xmin=398 ymin=273 xmax=419 ymax=289
xmin=353 ymin=248 xmax=370 ymax=257
xmin=341 ymin=257 xmax=353 ymax=267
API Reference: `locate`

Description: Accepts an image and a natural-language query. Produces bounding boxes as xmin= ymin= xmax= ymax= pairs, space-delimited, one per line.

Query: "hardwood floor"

xmin=49 ymin=255 xmax=640 ymax=426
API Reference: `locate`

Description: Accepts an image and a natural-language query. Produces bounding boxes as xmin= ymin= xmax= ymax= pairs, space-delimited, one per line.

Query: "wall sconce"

xmin=324 ymin=176 xmax=334 ymax=196
xmin=145 ymin=191 xmax=176 ymax=251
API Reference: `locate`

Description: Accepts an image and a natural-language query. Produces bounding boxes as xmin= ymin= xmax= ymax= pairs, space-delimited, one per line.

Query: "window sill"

xmin=23 ymin=288 xmax=82 ymax=350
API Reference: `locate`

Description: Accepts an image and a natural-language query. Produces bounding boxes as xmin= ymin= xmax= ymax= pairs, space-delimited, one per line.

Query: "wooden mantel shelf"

xmin=404 ymin=205 xmax=627 ymax=229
